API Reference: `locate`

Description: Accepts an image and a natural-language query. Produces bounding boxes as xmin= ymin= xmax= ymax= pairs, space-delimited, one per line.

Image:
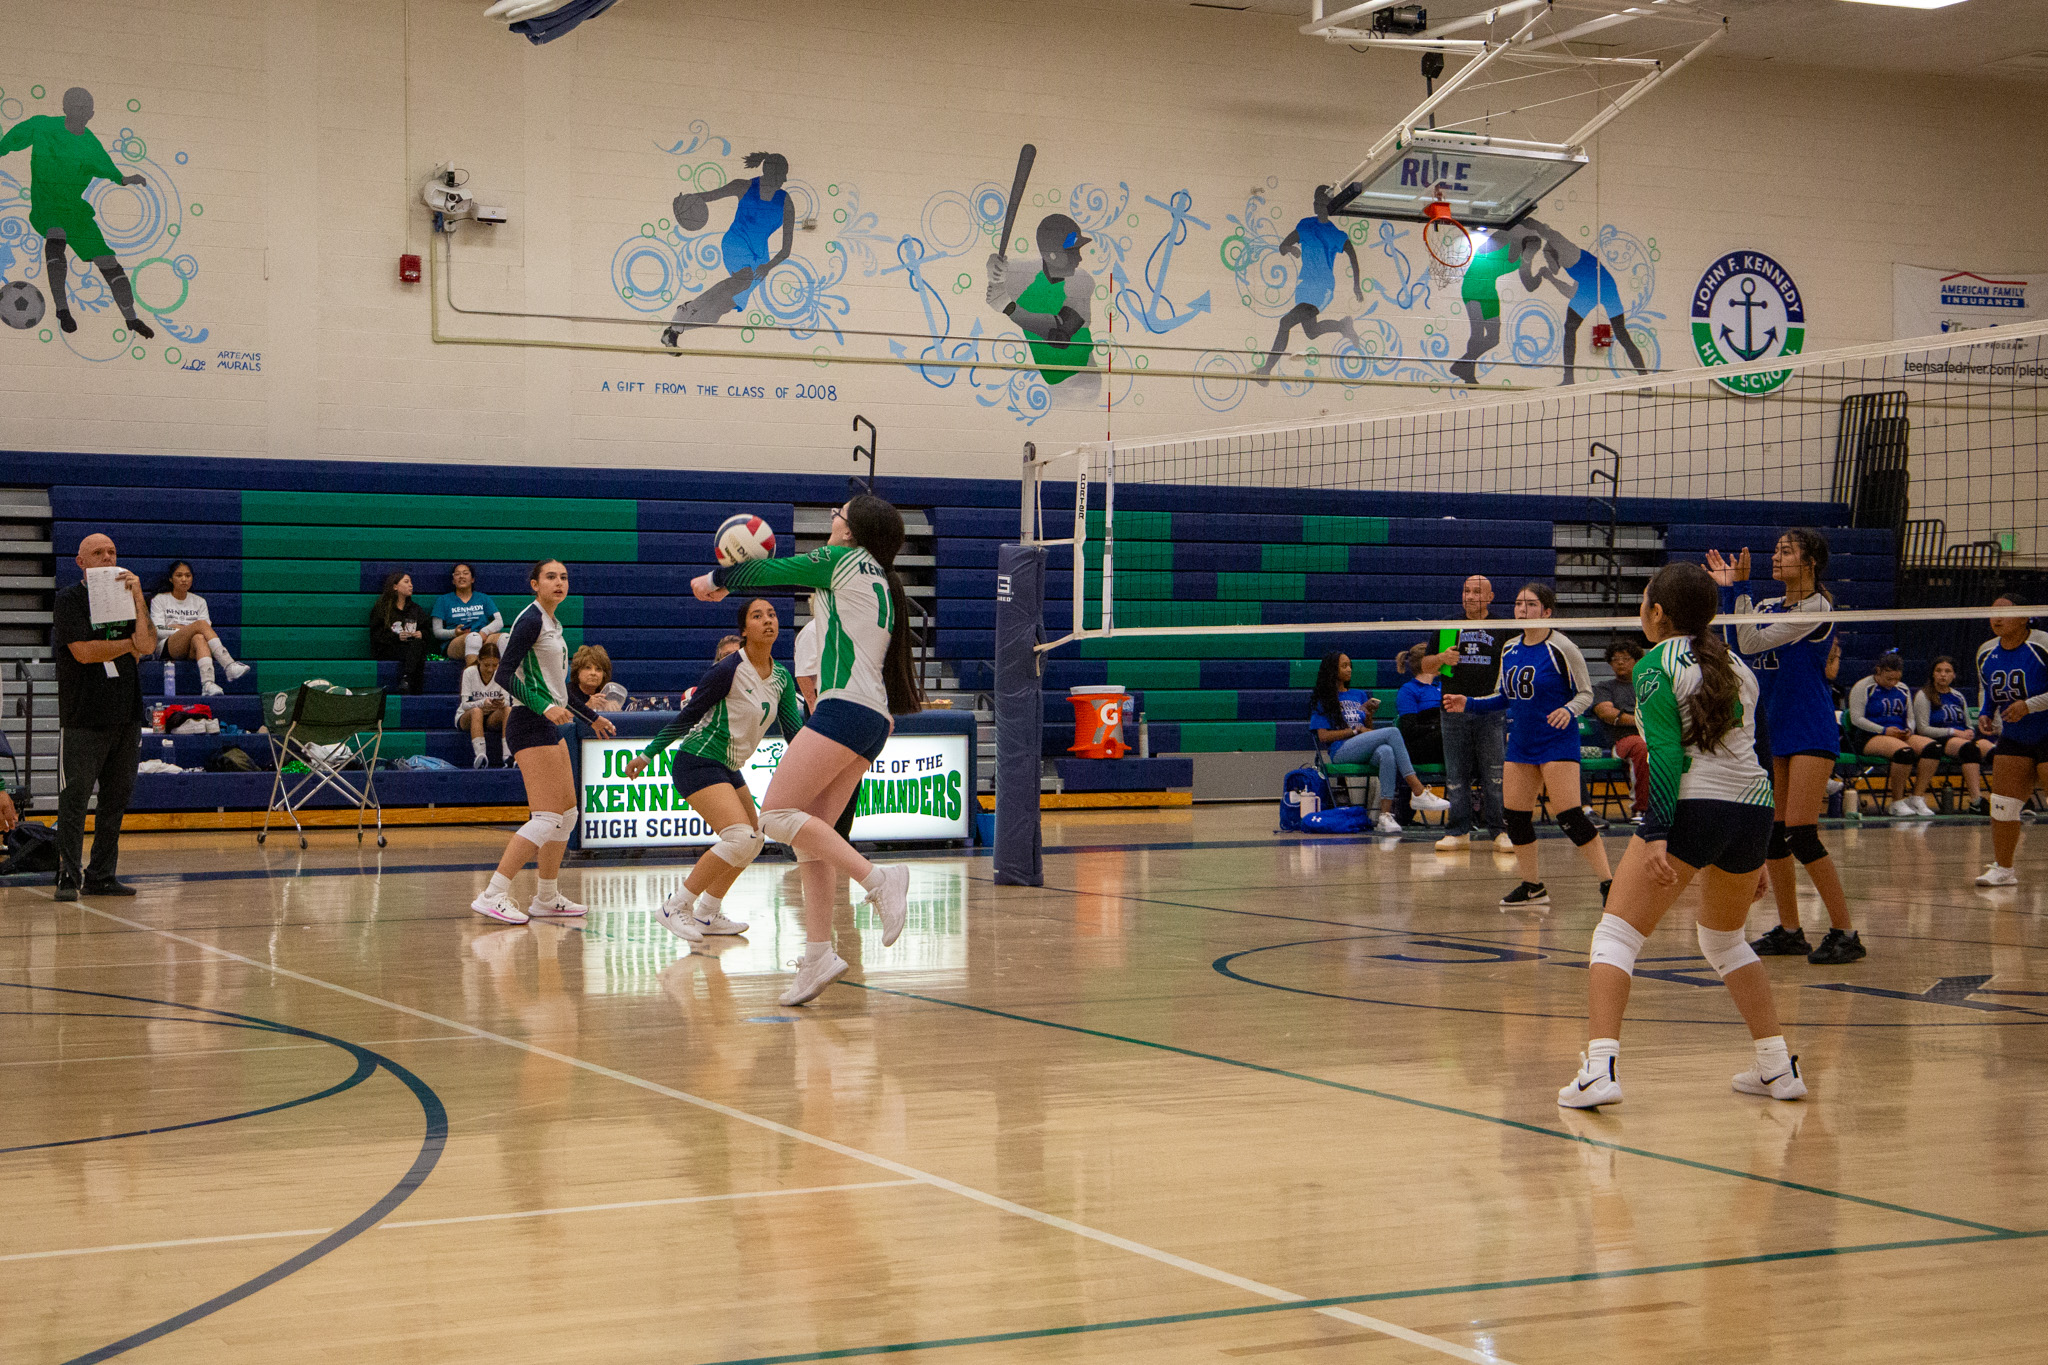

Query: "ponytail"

xmin=1645 ymin=562 xmax=1740 ymax=752
xmin=1783 ymin=527 xmax=1833 ymax=605
xmin=843 ymin=494 xmax=925 ymax=714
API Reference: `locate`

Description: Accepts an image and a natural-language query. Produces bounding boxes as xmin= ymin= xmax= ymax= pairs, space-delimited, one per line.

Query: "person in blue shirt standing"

xmin=1309 ymin=652 xmax=1451 ymax=835
xmin=1973 ymin=596 xmax=2048 ymax=886
xmin=1250 ymin=185 xmax=1364 ymax=384
xmin=1708 ymin=531 xmax=1865 ymax=965
xmin=1443 ymin=583 xmax=1612 ymax=909
xmin=431 ymin=562 xmax=505 ymax=666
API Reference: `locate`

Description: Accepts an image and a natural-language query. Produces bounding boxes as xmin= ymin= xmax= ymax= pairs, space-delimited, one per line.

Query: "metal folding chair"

xmin=259 ymin=685 xmax=389 ymax=848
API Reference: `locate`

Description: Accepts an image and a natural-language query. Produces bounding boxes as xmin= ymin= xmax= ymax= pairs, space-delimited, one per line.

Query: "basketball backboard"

xmin=1343 ymin=131 xmax=1588 ymax=228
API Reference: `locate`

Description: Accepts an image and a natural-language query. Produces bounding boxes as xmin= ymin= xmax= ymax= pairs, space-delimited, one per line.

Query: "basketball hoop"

xmin=1421 ymin=186 xmax=1472 ymax=295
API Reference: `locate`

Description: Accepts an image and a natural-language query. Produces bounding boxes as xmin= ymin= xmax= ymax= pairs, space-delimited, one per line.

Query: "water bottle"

xmin=163 ymin=661 xmax=177 ymax=696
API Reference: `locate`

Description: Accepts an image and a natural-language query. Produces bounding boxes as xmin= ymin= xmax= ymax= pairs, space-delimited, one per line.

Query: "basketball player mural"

xmin=661 ymin=151 xmax=796 ymax=349
xmin=1250 ymin=184 xmax=1365 ymax=386
xmin=0 ymin=87 xmax=155 ymax=339
xmin=984 ymin=145 xmax=1100 ymax=407
xmin=1517 ymin=218 xmax=1650 ymax=384
xmin=1447 ymin=228 xmax=1540 ymax=385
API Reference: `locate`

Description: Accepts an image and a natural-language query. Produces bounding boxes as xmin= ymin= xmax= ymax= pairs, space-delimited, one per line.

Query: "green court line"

xmin=692 ymin=1229 xmax=2044 ymax=1365
xmin=844 ymin=983 xmax=2017 ymax=1236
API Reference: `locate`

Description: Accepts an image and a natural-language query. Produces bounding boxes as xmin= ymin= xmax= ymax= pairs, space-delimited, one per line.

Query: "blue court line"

xmin=0 ymin=983 xmax=449 ymax=1365
xmin=844 ymin=982 xmax=2016 ymax=1235
xmin=683 ymin=1227 xmax=2047 ymax=1365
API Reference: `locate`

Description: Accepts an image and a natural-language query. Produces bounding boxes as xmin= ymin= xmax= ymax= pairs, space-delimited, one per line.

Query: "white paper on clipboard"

xmin=85 ymin=567 xmax=136 ymax=676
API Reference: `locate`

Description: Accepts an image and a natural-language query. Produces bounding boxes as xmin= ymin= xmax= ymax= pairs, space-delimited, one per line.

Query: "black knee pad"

xmin=1963 ymin=741 xmax=1988 ymax=765
xmin=1503 ymin=808 xmax=1537 ymax=846
xmin=1889 ymin=748 xmax=1917 ymax=767
xmin=1786 ymin=824 xmax=1829 ymax=866
xmin=1767 ymin=820 xmax=1790 ymax=861
xmin=1555 ymin=805 xmax=1600 ymax=847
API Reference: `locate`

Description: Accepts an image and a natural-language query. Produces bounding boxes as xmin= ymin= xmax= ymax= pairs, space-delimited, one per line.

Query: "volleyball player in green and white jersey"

xmin=625 ymin=597 xmax=803 ymax=943
xmin=692 ymin=494 xmax=925 ymax=1006
xmin=1559 ymin=562 xmax=1807 ymax=1111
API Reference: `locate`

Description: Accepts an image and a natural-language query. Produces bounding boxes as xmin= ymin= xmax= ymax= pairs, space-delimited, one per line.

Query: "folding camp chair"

xmin=259 ymin=685 xmax=388 ymax=848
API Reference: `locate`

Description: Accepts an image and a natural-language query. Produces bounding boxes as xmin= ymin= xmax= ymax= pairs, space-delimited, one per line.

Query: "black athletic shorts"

xmin=671 ymin=750 xmax=747 ymax=796
xmin=1993 ymin=734 xmax=2048 ymax=765
xmin=506 ymin=705 xmax=564 ymax=756
xmin=1664 ymin=799 xmax=1774 ymax=876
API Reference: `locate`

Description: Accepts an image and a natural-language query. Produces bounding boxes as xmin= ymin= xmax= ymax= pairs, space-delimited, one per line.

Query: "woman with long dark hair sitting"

xmin=368 ymin=571 xmax=431 ymax=695
xmin=1309 ymin=650 xmax=1450 ymax=834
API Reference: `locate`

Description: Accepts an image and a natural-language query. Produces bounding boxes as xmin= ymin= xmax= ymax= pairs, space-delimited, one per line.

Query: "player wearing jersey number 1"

xmin=1973 ymin=596 xmax=2048 ymax=887
xmin=693 ymin=494 xmax=925 ymax=1006
xmin=625 ymin=598 xmax=804 ymax=940
xmin=472 ymin=559 xmax=615 ymax=925
xmin=1558 ymin=563 xmax=1803 ymax=1109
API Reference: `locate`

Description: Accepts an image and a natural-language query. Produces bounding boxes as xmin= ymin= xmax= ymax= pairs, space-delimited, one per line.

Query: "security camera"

xmin=422 ymin=181 xmax=473 ymax=219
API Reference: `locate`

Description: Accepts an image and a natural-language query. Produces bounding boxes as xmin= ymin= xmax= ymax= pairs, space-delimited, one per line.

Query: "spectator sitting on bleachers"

xmin=431 ymin=562 xmax=506 ymax=666
xmin=148 ymin=560 xmax=250 ymax=697
xmin=1395 ymin=642 xmax=1444 ymax=767
xmin=572 ymin=644 xmax=629 ymax=711
xmin=1914 ymin=655 xmax=1986 ymax=814
xmin=1848 ymin=651 xmax=1939 ymax=817
xmin=455 ymin=642 xmax=510 ymax=768
xmin=1309 ymin=650 xmax=1451 ymax=834
xmin=1592 ymin=640 xmax=1650 ymax=824
xmin=368 ymin=571 xmax=431 ymax=695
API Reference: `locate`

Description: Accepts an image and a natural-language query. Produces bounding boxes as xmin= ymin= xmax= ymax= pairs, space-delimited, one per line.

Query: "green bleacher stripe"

xmin=241 ymin=527 xmax=638 ymax=562
xmin=1263 ymin=545 xmax=1348 ymax=573
xmin=1106 ymin=660 xmax=1199 ymax=688
xmin=243 ymin=491 xmax=637 ymax=531
xmin=240 ymin=593 xmax=376 ymax=626
xmin=1220 ymin=572 xmax=1303 ymax=601
xmin=1288 ymin=658 xmax=1324 ymax=687
xmin=1081 ymin=634 xmax=1302 ymax=660
xmin=500 ymin=596 xmax=584 ymax=627
xmin=1163 ymin=721 xmax=1281 ymax=753
xmin=255 ymin=661 xmax=379 ymax=691
xmin=1303 ymin=516 xmax=1390 ymax=545
xmin=1082 ymin=542 xmax=1173 ymax=571
xmin=1102 ymin=602 xmax=1262 ymax=628
xmin=1141 ymin=690 xmax=1239 ymax=721
xmin=1084 ymin=570 xmax=1174 ymax=600
xmin=242 ymin=560 xmax=362 ymax=594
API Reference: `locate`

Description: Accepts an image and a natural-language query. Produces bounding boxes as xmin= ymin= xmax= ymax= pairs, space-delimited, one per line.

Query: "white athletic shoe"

xmin=223 ymin=659 xmax=251 ymax=682
xmin=527 ymin=891 xmax=587 ymax=918
xmin=472 ymin=753 xmax=489 ymax=769
xmin=1888 ymin=799 xmax=1918 ymax=818
xmin=1732 ymin=1057 xmax=1807 ymax=1100
xmin=200 ymin=681 xmax=225 ymax=697
xmin=779 ymin=950 xmax=849 ymax=1006
xmin=471 ymin=890 xmax=530 ymax=924
xmin=1559 ymin=1053 xmax=1622 ymax=1109
xmin=1826 ymin=777 xmax=1844 ymax=797
xmin=1411 ymin=791 xmax=1451 ymax=812
xmin=1908 ymin=795 xmax=1937 ymax=817
xmin=1375 ymin=812 xmax=1404 ymax=835
xmin=656 ymin=892 xmax=706 ymax=942
xmin=692 ymin=895 xmax=750 ymax=935
xmin=1495 ymin=832 xmax=1517 ymax=852
xmin=1434 ymin=832 xmax=1470 ymax=851
xmin=1976 ymin=863 xmax=2019 ymax=887
xmin=864 ymin=864 xmax=909 ymax=947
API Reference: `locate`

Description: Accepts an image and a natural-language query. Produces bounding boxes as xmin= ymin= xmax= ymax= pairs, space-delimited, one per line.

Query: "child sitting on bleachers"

xmin=456 ymin=643 xmax=510 ymax=768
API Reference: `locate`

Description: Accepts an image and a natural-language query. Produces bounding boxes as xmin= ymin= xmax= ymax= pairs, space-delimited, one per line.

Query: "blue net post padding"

xmin=993 ymin=543 xmax=1046 ymax=886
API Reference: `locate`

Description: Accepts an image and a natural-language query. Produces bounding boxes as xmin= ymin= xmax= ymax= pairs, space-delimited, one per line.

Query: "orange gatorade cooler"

xmin=1068 ymin=685 xmax=1130 ymax=759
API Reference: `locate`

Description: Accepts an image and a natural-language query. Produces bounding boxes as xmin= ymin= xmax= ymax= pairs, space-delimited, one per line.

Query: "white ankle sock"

xmin=804 ymin=940 xmax=831 ymax=962
xmin=536 ymin=878 xmax=558 ymax=903
xmin=695 ymin=892 xmax=722 ymax=917
xmin=195 ymin=655 xmax=216 ymax=687
xmin=472 ymin=736 xmax=487 ymax=758
xmin=1587 ymin=1037 xmax=1620 ymax=1065
xmin=486 ymin=872 xmax=512 ymax=898
xmin=1754 ymin=1035 xmax=1790 ymax=1072
xmin=858 ymin=867 xmax=887 ymax=893
xmin=208 ymin=638 xmax=233 ymax=667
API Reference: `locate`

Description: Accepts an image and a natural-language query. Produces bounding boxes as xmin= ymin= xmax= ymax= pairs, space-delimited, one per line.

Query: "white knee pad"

xmin=549 ymin=807 xmax=578 ymax=844
xmin=1697 ymin=924 xmax=1759 ymax=978
xmin=515 ymin=810 xmax=563 ymax=847
xmin=709 ymin=822 xmax=766 ymax=868
xmin=759 ymin=807 xmax=811 ymax=848
xmin=1588 ymin=913 xmax=1647 ymax=976
xmin=1991 ymin=794 xmax=2025 ymax=822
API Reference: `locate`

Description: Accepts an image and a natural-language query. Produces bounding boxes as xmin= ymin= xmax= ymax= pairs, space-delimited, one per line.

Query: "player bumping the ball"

xmin=692 ymin=494 xmax=922 ymax=1006
xmin=1558 ymin=562 xmax=1803 ymax=1110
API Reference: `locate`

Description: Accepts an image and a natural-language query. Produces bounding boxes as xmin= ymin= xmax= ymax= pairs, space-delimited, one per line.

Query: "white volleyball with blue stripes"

xmin=714 ymin=513 xmax=776 ymax=567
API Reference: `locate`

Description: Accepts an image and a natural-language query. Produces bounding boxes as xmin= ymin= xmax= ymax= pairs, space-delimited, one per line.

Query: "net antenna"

xmin=1303 ymin=1 xmax=1728 ymax=228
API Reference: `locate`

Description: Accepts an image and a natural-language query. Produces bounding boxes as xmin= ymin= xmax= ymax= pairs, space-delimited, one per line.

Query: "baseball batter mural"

xmin=985 ymin=144 xmax=1100 ymax=406
xmin=0 ymin=87 xmax=155 ymax=339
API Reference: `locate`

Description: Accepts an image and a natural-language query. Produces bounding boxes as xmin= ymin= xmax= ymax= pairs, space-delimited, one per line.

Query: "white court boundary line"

xmin=0 ymin=1181 xmax=922 ymax=1264
xmin=63 ymin=903 xmax=1514 ymax=1365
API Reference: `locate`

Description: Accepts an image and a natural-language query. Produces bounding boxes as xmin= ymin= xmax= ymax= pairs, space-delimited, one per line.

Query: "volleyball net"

xmin=1020 ymin=319 xmax=2048 ymax=649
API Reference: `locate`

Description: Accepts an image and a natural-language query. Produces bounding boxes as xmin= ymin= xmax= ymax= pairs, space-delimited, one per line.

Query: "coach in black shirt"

xmin=1426 ymin=574 xmax=1508 ymax=850
xmin=51 ymin=532 xmax=155 ymax=900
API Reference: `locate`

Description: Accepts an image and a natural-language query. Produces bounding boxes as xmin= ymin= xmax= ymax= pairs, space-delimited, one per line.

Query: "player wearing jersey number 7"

xmin=625 ymin=598 xmax=804 ymax=941
xmin=693 ymin=495 xmax=925 ymax=1006
xmin=1559 ymin=562 xmax=1803 ymax=1109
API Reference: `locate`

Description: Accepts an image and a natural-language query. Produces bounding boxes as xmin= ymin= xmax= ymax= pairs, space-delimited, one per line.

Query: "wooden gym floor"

xmin=4 ymin=808 xmax=2045 ymax=1363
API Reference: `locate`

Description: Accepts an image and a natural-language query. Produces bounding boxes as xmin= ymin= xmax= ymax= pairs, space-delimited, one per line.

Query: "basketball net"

xmin=1422 ymin=186 xmax=1470 ymax=298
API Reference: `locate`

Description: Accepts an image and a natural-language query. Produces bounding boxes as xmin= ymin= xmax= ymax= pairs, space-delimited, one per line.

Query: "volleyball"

xmin=675 ymin=193 xmax=709 ymax=232
xmin=714 ymin=513 xmax=776 ymax=567
xmin=0 ymin=280 xmax=44 ymax=331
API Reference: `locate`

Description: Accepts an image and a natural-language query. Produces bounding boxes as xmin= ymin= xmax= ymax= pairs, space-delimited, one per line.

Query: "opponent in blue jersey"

xmin=1846 ymin=652 xmax=1938 ymax=817
xmin=1973 ymin=596 xmax=2048 ymax=886
xmin=1250 ymin=184 xmax=1364 ymax=385
xmin=1444 ymin=583 xmax=1612 ymax=910
xmin=1707 ymin=530 xmax=1864 ymax=965
xmin=662 ymin=152 xmax=796 ymax=348
xmin=1912 ymin=656 xmax=1988 ymax=814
